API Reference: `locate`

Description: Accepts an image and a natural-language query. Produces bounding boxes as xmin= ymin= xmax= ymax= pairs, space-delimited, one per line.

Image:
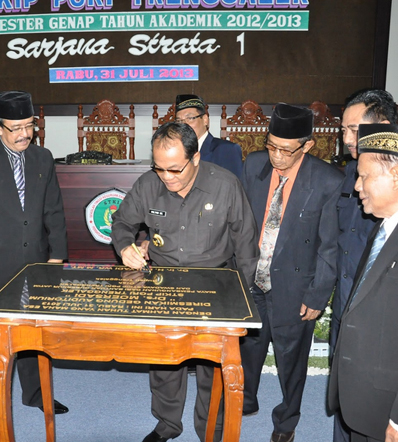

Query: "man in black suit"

xmin=240 ymin=103 xmax=343 ymax=442
xmin=329 ymin=123 xmax=398 ymax=442
xmin=0 ymin=90 xmax=68 ymax=414
xmin=175 ymin=94 xmax=243 ymax=177
xmin=332 ymin=89 xmax=397 ymax=442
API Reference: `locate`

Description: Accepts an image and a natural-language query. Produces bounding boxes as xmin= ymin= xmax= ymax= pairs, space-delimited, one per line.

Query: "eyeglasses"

xmin=265 ymin=140 xmax=307 ymax=157
xmin=151 ymin=158 xmax=191 ymax=175
xmin=1 ymin=121 xmax=36 ymax=134
xmin=175 ymin=114 xmax=204 ymax=124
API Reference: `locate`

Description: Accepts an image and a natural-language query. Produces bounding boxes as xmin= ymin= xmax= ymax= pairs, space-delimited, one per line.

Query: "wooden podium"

xmin=56 ymin=161 xmax=151 ymax=263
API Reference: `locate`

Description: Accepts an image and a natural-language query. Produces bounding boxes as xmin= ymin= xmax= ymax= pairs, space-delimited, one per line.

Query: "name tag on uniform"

xmin=149 ymin=209 xmax=167 ymax=217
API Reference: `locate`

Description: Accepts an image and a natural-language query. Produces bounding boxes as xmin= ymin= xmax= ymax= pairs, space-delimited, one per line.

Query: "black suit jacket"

xmin=0 ymin=143 xmax=67 ymax=288
xmin=241 ymin=150 xmax=343 ymax=327
xmin=329 ymin=220 xmax=398 ymax=440
xmin=200 ymin=133 xmax=243 ymax=178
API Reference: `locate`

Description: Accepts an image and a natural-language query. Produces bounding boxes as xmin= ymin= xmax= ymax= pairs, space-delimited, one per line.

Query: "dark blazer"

xmin=241 ymin=150 xmax=343 ymax=327
xmin=200 ymin=133 xmax=243 ymax=177
xmin=330 ymin=160 xmax=377 ymax=354
xmin=334 ymin=160 xmax=377 ymax=322
xmin=329 ymin=221 xmax=398 ymax=441
xmin=0 ymin=143 xmax=67 ymax=288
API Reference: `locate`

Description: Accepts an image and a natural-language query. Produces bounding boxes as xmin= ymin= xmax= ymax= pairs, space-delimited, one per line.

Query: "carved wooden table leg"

xmin=38 ymin=353 xmax=56 ymax=442
xmin=205 ymin=365 xmax=223 ymax=442
xmin=0 ymin=325 xmax=15 ymax=442
xmin=221 ymin=335 xmax=244 ymax=442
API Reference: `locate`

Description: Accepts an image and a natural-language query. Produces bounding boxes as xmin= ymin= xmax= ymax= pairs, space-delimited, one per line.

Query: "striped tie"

xmin=12 ymin=152 xmax=25 ymax=210
xmin=20 ymin=277 xmax=30 ymax=308
xmin=350 ymin=224 xmax=386 ymax=304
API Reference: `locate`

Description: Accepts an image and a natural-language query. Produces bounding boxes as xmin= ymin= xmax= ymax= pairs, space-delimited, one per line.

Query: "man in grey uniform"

xmin=111 ymin=122 xmax=259 ymax=442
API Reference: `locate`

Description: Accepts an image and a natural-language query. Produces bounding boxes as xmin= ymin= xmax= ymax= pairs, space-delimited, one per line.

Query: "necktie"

xmin=12 ymin=152 xmax=25 ymax=210
xmin=255 ymin=174 xmax=288 ymax=292
xmin=350 ymin=224 xmax=386 ymax=304
xmin=20 ymin=277 xmax=30 ymax=309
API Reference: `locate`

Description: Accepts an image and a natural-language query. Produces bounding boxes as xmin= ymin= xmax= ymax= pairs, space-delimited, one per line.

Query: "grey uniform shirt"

xmin=111 ymin=160 xmax=259 ymax=286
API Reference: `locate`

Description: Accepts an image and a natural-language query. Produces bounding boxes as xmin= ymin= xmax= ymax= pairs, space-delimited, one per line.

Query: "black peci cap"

xmin=0 ymin=91 xmax=34 ymax=120
xmin=269 ymin=103 xmax=313 ymax=139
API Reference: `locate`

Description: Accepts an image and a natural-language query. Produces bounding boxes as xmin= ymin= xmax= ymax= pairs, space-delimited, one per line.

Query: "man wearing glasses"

xmin=331 ymin=89 xmax=396 ymax=442
xmin=0 ymin=91 xmax=68 ymax=413
xmin=175 ymin=94 xmax=243 ymax=177
xmin=240 ymin=103 xmax=343 ymax=442
xmin=111 ymin=122 xmax=259 ymax=442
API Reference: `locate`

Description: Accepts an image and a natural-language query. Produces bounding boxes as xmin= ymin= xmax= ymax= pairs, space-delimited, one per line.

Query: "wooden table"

xmin=0 ymin=264 xmax=261 ymax=442
xmin=0 ymin=319 xmax=246 ymax=442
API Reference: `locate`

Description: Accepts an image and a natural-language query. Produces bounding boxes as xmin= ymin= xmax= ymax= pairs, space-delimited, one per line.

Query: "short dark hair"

xmin=345 ymin=89 xmax=397 ymax=124
xmin=298 ymin=134 xmax=313 ymax=145
xmin=151 ymin=122 xmax=198 ymax=159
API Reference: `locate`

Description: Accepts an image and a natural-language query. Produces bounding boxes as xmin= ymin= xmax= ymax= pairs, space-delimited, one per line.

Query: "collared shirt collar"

xmin=191 ymin=161 xmax=213 ymax=194
xmin=198 ymin=131 xmax=209 ymax=152
xmin=381 ymin=210 xmax=398 ymax=240
xmin=2 ymin=141 xmax=24 ymax=158
xmin=1 ymin=138 xmax=25 ymax=171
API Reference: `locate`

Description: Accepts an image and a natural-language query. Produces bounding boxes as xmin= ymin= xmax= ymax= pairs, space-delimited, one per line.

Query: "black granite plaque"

xmin=0 ymin=263 xmax=261 ymax=328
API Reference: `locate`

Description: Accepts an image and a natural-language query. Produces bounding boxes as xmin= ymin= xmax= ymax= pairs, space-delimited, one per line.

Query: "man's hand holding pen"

xmin=120 ymin=242 xmax=151 ymax=273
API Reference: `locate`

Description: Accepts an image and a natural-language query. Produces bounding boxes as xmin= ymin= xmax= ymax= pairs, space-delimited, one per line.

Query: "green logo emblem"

xmin=85 ymin=189 xmax=126 ymax=244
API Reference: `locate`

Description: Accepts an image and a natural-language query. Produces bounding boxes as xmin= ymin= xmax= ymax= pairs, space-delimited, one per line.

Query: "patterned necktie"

xmin=255 ymin=174 xmax=288 ymax=292
xmin=20 ymin=277 xmax=30 ymax=309
xmin=12 ymin=152 xmax=25 ymax=210
xmin=350 ymin=224 xmax=386 ymax=304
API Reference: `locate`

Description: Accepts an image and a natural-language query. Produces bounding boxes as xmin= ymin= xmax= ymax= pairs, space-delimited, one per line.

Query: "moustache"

xmin=16 ymin=136 xmax=32 ymax=143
